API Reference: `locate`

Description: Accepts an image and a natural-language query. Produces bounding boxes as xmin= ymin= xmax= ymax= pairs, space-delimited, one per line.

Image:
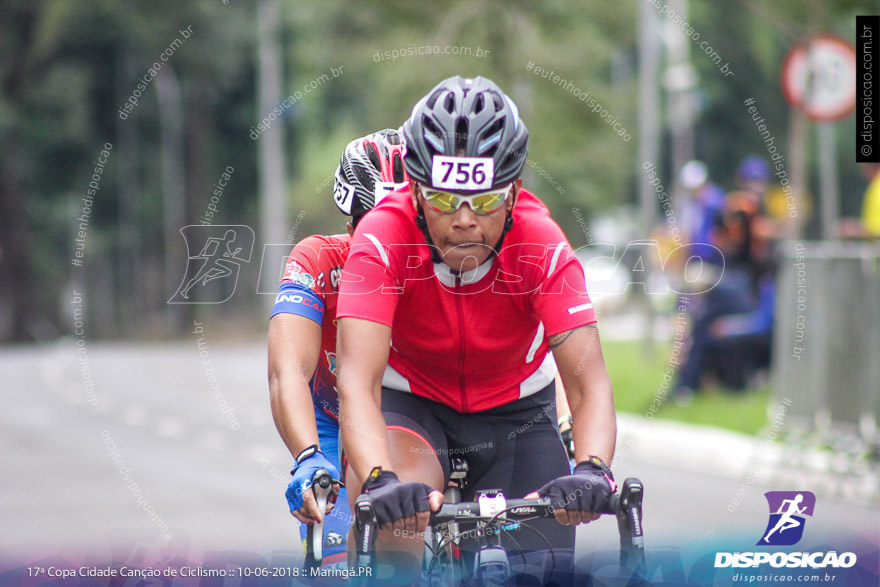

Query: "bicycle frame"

xmin=423 ymin=456 xmax=468 ymax=581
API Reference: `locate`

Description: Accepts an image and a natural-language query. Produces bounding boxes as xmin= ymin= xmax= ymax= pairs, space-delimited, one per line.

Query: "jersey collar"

xmin=433 ymin=257 xmax=495 ymax=287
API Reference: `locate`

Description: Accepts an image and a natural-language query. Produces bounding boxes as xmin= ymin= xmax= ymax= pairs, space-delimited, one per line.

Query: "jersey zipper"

xmin=454 ymin=273 xmax=468 ymax=412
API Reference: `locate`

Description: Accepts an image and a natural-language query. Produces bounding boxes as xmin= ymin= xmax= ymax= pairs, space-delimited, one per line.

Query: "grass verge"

xmin=602 ymin=339 xmax=772 ymax=436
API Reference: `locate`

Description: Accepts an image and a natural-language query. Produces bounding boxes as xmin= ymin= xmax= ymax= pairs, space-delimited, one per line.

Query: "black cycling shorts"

xmin=382 ymin=382 xmax=575 ymax=557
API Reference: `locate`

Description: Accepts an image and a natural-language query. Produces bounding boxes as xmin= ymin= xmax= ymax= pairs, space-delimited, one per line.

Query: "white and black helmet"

xmin=333 ymin=128 xmax=408 ymax=224
xmin=402 ymin=76 xmax=529 ymax=191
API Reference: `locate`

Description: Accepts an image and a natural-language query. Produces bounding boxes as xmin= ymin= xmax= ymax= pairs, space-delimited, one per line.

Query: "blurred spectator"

xmin=737 ymin=155 xmax=770 ymax=191
xmin=863 ymin=164 xmax=880 ymax=237
xmin=716 ymin=155 xmax=778 ymax=274
xmin=674 ymin=268 xmax=774 ymax=400
xmin=841 ymin=163 xmax=880 ymax=239
xmin=679 ymin=160 xmax=726 ymax=264
xmin=673 ymin=156 xmax=778 ymax=403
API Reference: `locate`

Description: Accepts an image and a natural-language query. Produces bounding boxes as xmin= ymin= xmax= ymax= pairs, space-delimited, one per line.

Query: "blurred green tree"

xmin=0 ymin=0 xmax=873 ymax=342
xmin=280 ymin=0 xmax=637 ymax=243
xmin=0 ymin=0 xmax=258 ymax=341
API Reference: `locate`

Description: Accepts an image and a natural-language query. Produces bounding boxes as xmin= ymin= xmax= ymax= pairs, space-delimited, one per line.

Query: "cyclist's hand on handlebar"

xmin=286 ymin=446 xmax=342 ymax=525
xmin=361 ymin=468 xmax=444 ymax=533
xmin=526 ymin=457 xmax=617 ymax=526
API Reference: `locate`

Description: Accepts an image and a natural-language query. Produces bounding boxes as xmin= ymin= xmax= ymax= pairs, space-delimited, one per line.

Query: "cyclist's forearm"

xmin=269 ymin=373 xmax=321 ymax=458
xmin=553 ymin=325 xmax=617 ymax=464
xmin=571 ymin=388 xmax=616 ymax=464
xmin=267 ymin=314 xmax=323 ymax=458
xmin=554 ymin=372 xmax=573 ymax=423
xmin=338 ymin=383 xmax=392 ymax=481
xmin=336 ymin=317 xmax=394 ymax=483
xmin=568 ymin=361 xmax=616 ymax=463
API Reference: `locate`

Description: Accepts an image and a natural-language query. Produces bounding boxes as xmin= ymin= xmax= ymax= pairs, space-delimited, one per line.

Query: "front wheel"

xmin=422 ymin=525 xmax=464 ymax=586
xmin=474 ymin=546 xmax=510 ymax=587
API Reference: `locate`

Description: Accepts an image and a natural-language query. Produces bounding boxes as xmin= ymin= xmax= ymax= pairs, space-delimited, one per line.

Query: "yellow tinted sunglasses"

xmin=419 ymin=184 xmax=512 ymax=216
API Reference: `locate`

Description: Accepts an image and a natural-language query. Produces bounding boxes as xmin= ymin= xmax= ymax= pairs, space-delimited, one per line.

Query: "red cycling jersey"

xmin=336 ymin=188 xmax=597 ymax=413
xmin=272 ymin=233 xmax=350 ymax=421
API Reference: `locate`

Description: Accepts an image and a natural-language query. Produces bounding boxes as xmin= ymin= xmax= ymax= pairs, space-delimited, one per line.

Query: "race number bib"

xmin=333 ymin=182 xmax=355 ymax=213
xmin=431 ymin=156 xmax=494 ymax=190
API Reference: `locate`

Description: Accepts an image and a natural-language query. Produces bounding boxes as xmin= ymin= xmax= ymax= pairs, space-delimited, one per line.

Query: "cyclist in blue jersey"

xmin=268 ymin=129 xmax=408 ymax=565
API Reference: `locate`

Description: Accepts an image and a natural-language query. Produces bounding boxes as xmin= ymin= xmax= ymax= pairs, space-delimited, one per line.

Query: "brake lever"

xmin=305 ymin=469 xmax=333 ymax=568
xmin=615 ymin=478 xmax=645 ymax=574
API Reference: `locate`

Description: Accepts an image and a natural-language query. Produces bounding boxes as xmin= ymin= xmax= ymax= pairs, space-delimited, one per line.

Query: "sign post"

xmin=782 ymin=36 xmax=857 ymax=239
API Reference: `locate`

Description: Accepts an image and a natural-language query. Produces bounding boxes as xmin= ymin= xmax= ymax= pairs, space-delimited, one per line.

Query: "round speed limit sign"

xmin=781 ymin=35 xmax=857 ymax=122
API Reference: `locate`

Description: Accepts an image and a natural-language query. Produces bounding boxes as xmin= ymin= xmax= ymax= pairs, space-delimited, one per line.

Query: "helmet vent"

xmin=492 ymin=94 xmax=503 ymax=112
xmin=426 ymin=91 xmax=440 ymax=109
xmin=474 ymin=93 xmax=485 ymax=113
xmin=352 ymin=159 xmax=374 ymax=190
xmin=392 ymin=153 xmax=405 ymax=183
xmin=443 ymin=92 xmax=456 ymax=114
xmin=423 ymin=118 xmax=444 ymax=152
xmin=365 ymin=143 xmax=381 ymax=170
xmin=478 ymin=119 xmax=504 ymax=154
xmin=455 ymin=118 xmax=469 ymax=154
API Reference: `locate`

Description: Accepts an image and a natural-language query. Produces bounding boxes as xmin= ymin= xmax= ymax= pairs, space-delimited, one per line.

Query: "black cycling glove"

xmin=535 ymin=456 xmax=617 ymax=513
xmin=361 ymin=468 xmax=432 ymax=526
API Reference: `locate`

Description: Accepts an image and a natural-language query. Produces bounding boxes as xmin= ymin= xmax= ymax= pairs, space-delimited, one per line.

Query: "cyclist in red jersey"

xmin=267 ymin=129 xmax=407 ymax=564
xmin=336 ymin=76 xmax=617 ymax=579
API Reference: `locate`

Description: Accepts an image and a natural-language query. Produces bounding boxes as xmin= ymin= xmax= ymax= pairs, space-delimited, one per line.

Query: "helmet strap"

xmin=490 ymin=209 xmax=515 ymax=255
xmin=415 ymin=204 xmax=444 ymax=264
xmin=416 ymin=203 xmax=514 ymax=263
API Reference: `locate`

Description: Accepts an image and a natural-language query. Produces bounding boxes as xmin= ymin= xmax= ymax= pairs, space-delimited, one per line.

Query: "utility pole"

xmin=257 ymin=0 xmax=288 ymax=293
xmin=664 ymin=0 xmax=697 ymax=216
xmin=156 ymin=66 xmax=186 ymax=333
xmin=638 ymin=0 xmax=662 ymax=356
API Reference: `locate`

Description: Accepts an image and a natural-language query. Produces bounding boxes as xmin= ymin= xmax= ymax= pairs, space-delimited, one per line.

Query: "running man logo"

xmin=757 ymin=491 xmax=816 ymax=546
xmin=168 ymin=225 xmax=255 ymax=304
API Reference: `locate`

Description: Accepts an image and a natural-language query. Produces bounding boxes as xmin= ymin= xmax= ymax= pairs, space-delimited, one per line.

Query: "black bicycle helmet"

xmin=333 ymin=128 xmax=408 ymax=224
xmin=402 ymin=76 xmax=529 ymax=191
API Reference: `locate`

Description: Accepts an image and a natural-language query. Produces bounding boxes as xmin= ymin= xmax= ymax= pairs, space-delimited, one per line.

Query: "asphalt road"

xmin=2 ymin=339 xmax=877 ymax=575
